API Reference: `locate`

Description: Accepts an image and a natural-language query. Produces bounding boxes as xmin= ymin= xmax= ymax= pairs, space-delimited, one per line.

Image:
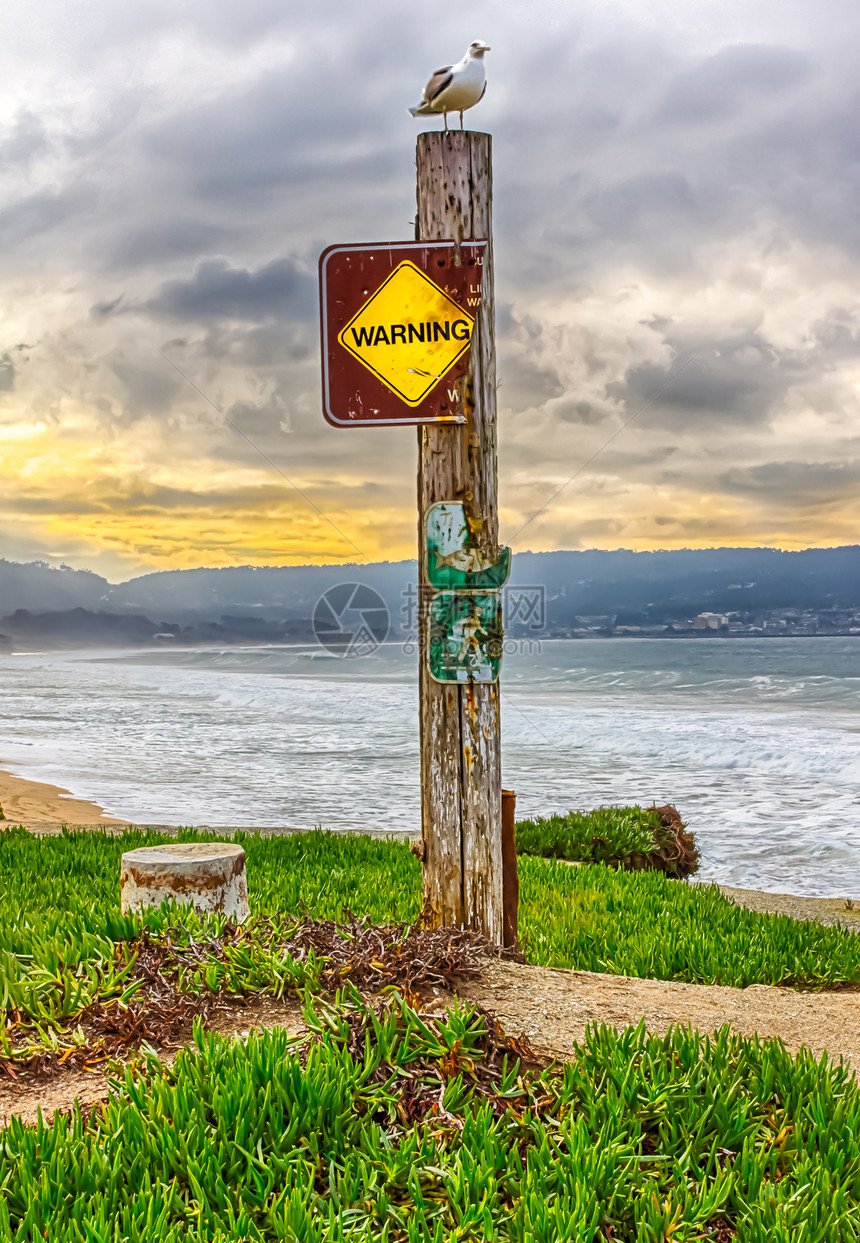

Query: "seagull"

xmin=409 ymin=41 xmax=491 ymax=131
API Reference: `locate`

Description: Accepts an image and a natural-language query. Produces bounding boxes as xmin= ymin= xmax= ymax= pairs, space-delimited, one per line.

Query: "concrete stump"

xmin=120 ymin=842 xmax=250 ymax=921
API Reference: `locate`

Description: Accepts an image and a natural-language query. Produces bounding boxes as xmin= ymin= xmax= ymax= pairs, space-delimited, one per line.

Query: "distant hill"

xmin=0 ymin=607 xmax=316 ymax=651
xmin=0 ymin=607 xmax=162 ymax=647
xmin=0 ymin=560 xmax=111 ymax=612
xmin=0 ymin=547 xmax=858 ymax=649
xmin=509 ymin=546 xmax=860 ymax=624
xmin=110 ymin=562 xmax=415 ymax=624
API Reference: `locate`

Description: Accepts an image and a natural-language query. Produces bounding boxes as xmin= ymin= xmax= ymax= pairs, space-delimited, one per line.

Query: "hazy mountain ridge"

xmin=0 ymin=560 xmax=112 ymax=613
xmin=0 ymin=547 xmax=858 ymax=650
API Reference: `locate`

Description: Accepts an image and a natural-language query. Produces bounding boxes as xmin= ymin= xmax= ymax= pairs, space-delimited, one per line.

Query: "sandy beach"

xmin=0 ymin=765 xmax=126 ymax=827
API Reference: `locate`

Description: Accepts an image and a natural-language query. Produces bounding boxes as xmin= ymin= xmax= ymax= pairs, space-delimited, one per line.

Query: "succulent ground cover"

xmin=2 ymin=829 xmax=860 ymax=1239
xmin=3 ymin=991 xmax=860 ymax=1241
xmin=515 ymin=804 xmax=700 ymax=878
xmin=1 ymin=826 xmax=860 ymax=1076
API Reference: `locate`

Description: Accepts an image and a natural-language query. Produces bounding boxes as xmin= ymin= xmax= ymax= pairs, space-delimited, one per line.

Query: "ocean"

xmin=0 ymin=637 xmax=858 ymax=896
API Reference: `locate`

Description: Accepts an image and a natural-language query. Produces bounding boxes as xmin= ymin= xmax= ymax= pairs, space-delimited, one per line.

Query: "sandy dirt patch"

xmin=0 ymin=993 xmax=305 ymax=1128
xmin=718 ymin=883 xmax=860 ymax=928
xmin=3 ymin=958 xmax=859 ymax=1128
xmin=453 ymin=959 xmax=860 ymax=1070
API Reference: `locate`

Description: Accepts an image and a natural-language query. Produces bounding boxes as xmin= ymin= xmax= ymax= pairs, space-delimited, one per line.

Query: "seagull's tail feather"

xmin=409 ymin=103 xmax=434 ymax=117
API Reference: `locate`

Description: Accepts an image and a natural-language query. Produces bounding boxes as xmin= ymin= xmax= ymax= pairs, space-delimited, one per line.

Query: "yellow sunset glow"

xmin=3 ymin=411 xmax=857 ymax=576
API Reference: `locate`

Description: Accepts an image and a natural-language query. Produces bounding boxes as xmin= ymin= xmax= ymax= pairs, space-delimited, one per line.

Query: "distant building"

xmin=693 ymin=612 xmax=728 ymax=630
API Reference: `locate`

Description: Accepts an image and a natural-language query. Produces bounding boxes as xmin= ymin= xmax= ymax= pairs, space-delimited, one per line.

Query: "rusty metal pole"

xmin=415 ymin=131 xmax=504 ymax=944
xmin=501 ymin=789 xmax=518 ymax=948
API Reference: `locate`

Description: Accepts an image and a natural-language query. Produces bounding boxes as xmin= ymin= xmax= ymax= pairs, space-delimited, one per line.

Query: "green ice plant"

xmin=515 ymin=804 xmax=700 ymax=877
xmin=515 ymin=804 xmax=662 ymax=864
xmin=517 ymin=858 xmax=860 ymax=988
xmin=0 ymin=827 xmax=858 ymax=1238
xmin=0 ymin=825 xmax=858 ymax=1057
xmin=1 ymin=995 xmax=859 ymax=1241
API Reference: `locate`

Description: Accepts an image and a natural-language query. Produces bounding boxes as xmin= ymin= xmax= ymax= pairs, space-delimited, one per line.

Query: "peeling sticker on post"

xmin=427 ymin=591 xmax=503 ymax=684
xmin=425 ymin=501 xmax=511 ymax=591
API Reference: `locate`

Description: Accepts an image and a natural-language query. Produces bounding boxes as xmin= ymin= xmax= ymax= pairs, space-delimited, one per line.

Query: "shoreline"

xmin=0 ymin=765 xmax=396 ymax=839
xmin=2 ymin=633 xmax=860 ymax=660
xmin=0 ymin=765 xmax=127 ymax=827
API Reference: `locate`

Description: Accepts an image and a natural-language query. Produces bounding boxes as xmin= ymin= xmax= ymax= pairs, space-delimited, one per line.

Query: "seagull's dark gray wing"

xmin=479 ymin=81 xmax=487 ymax=100
xmin=424 ymin=66 xmax=454 ymax=103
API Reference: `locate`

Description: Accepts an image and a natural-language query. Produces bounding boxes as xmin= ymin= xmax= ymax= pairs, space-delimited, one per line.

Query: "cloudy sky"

xmin=1 ymin=0 xmax=858 ymax=579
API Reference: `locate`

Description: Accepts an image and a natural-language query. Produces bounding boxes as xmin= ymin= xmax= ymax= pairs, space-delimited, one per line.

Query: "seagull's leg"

xmin=443 ymin=110 xmax=449 ymax=132
xmin=459 ymin=111 xmax=464 ymax=130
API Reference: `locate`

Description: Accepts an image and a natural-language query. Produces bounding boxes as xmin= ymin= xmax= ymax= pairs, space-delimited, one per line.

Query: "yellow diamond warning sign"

xmin=338 ymin=261 xmax=475 ymax=406
xmin=319 ymin=240 xmax=486 ymax=426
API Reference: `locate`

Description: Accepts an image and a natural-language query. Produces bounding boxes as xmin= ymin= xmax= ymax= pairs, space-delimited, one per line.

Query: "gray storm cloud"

xmin=0 ymin=355 xmax=15 ymax=392
xmin=1 ymin=0 xmax=859 ymax=571
xmin=143 ymin=258 xmax=315 ymax=323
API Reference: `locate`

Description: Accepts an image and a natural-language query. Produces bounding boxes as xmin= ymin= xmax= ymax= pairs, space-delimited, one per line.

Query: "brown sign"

xmin=319 ymin=240 xmax=487 ymax=427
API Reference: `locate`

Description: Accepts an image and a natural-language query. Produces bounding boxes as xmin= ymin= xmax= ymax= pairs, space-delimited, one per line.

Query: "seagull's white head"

xmin=467 ymin=40 xmax=491 ymax=58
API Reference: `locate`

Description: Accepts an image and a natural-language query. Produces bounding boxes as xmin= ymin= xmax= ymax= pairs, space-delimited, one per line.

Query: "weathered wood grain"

xmin=416 ymin=131 xmax=504 ymax=943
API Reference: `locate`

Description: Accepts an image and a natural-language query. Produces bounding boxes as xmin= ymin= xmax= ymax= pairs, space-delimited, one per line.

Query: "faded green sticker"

xmin=427 ymin=591 xmax=503 ymax=684
xmin=425 ymin=502 xmax=511 ymax=591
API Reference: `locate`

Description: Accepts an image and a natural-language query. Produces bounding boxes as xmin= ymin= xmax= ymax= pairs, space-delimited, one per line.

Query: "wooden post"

xmin=416 ymin=131 xmax=503 ymax=943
